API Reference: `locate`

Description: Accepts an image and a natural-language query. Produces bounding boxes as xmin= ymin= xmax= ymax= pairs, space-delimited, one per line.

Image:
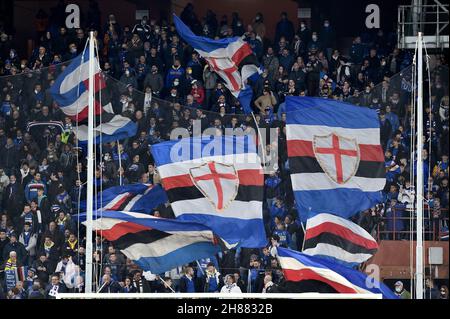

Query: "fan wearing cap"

xmin=24 ymin=267 xmax=38 ymax=292
xmin=394 ymin=281 xmax=411 ymax=299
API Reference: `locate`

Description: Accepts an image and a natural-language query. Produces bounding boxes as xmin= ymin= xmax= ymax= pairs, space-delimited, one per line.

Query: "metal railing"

xmin=397 ymin=2 xmax=449 ymax=48
xmin=376 ymin=207 xmax=449 ymax=241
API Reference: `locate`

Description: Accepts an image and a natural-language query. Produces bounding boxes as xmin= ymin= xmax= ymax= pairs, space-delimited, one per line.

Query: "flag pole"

xmin=85 ymin=31 xmax=96 ymax=294
xmin=117 ymin=141 xmax=123 ymax=186
xmin=415 ymin=32 xmax=424 ymax=300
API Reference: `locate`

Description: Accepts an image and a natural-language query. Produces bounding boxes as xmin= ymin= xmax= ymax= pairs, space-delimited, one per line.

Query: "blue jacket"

xmin=25 ymin=180 xmax=47 ymax=203
xmin=166 ymin=66 xmax=185 ymax=87
xmin=265 ymin=175 xmax=282 ymax=198
xmin=273 ymin=229 xmax=291 ymax=247
xmin=269 ymin=203 xmax=287 ymax=228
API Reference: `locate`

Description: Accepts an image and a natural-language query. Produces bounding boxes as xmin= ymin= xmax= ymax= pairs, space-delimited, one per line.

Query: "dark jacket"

xmin=99 ymin=280 xmax=122 ymax=293
xmin=2 ymin=241 xmax=28 ymax=264
xmin=179 ymin=275 xmax=196 ymax=293
xmin=132 ymin=278 xmax=152 ymax=293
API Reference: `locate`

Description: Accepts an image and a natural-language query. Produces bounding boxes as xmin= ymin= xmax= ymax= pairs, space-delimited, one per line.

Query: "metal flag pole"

xmin=85 ymin=31 xmax=96 ymax=294
xmin=415 ymin=32 xmax=424 ymax=300
xmin=117 ymin=141 xmax=123 ymax=186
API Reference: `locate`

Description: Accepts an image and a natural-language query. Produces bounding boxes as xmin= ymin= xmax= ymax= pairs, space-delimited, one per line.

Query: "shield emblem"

xmin=313 ymin=133 xmax=360 ymax=184
xmin=189 ymin=161 xmax=239 ymax=211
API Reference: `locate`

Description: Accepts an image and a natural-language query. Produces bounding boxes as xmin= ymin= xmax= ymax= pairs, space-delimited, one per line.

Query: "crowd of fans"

xmin=0 ymin=2 xmax=448 ymax=299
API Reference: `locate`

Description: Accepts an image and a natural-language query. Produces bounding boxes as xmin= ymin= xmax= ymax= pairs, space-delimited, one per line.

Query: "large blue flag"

xmin=173 ymin=14 xmax=261 ymax=114
xmin=285 ymin=97 xmax=385 ymax=221
xmin=151 ymin=135 xmax=267 ymax=247
xmin=277 ymin=247 xmax=397 ymax=298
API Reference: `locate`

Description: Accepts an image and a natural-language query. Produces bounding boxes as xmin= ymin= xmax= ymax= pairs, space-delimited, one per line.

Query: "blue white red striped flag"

xmin=50 ymin=49 xmax=137 ymax=143
xmin=173 ymin=14 xmax=261 ymax=114
xmin=277 ymin=247 xmax=397 ymax=298
xmin=79 ymin=183 xmax=167 ymax=214
xmin=80 ymin=210 xmax=225 ymax=274
xmin=285 ymin=97 xmax=385 ymax=221
xmin=303 ymin=213 xmax=379 ymax=268
xmin=150 ymin=135 xmax=267 ymax=247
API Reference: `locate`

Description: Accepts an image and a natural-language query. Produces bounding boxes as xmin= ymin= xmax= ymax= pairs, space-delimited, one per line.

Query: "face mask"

xmin=312 ymin=36 xmax=317 ymax=41
xmin=70 ymin=48 xmax=77 ymax=54
xmin=171 ymin=93 xmax=177 ymax=97
xmin=237 ymin=22 xmax=242 ymax=27
xmin=10 ymin=52 xmax=15 ymax=59
xmin=125 ymin=70 xmax=130 ymax=76
xmin=21 ymin=64 xmax=25 ymax=69
xmin=301 ymin=24 xmax=305 ymax=30
xmin=395 ymin=286 xmax=402 ymax=293
xmin=324 ymin=23 xmax=329 ymax=27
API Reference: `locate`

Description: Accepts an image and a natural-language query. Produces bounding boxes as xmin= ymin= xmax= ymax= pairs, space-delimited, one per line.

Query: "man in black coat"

xmin=132 ymin=270 xmax=153 ymax=293
xmin=45 ymin=273 xmax=67 ymax=299
xmin=0 ymin=229 xmax=10 ymax=265
xmin=2 ymin=233 xmax=28 ymax=265
xmin=98 ymin=274 xmax=122 ymax=293
xmin=3 ymin=174 xmax=24 ymax=228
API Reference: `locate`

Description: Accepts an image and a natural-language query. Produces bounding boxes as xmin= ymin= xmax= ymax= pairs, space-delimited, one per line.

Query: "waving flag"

xmin=173 ymin=14 xmax=261 ymax=114
xmin=285 ymin=97 xmax=385 ymax=221
xmin=50 ymin=50 xmax=105 ymax=121
xmin=151 ymin=135 xmax=267 ymax=247
xmin=80 ymin=211 xmax=223 ymax=274
xmin=277 ymin=247 xmax=397 ymax=298
xmin=79 ymin=183 xmax=167 ymax=213
xmin=303 ymin=213 xmax=379 ymax=267
xmin=50 ymin=49 xmax=137 ymax=143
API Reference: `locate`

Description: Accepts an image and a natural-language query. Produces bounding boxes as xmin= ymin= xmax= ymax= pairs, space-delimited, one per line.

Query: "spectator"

xmin=425 ymin=278 xmax=440 ymax=299
xmin=393 ymin=281 xmax=411 ymax=299
xmin=45 ymin=273 xmax=67 ymax=298
xmin=2 ymin=233 xmax=27 ymax=264
xmin=440 ymin=285 xmax=449 ymax=299
xmin=18 ymin=222 xmax=38 ymax=264
xmin=220 ymin=274 xmax=242 ymax=293
xmin=203 ymin=262 xmax=223 ymax=293
xmin=179 ymin=266 xmax=196 ymax=293
xmin=275 ymin=12 xmax=294 ymax=44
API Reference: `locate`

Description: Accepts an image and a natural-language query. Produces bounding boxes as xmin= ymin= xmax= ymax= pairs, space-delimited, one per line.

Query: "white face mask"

xmin=312 ymin=36 xmax=318 ymax=41
xmin=395 ymin=286 xmax=402 ymax=293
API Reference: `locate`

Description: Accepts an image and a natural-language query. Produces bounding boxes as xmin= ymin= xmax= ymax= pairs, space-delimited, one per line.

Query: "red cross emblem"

xmin=189 ymin=161 xmax=239 ymax=211
xmin=313 ymin=133 xmax=360 ymax=184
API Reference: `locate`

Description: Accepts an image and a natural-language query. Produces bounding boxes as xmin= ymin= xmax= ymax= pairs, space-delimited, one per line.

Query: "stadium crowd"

xmin=0 ymin=2 xmax=448 ymax=298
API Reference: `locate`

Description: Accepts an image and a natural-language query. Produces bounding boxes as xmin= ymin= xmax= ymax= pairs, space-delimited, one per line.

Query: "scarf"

xmin=5 ymin=257 xmax=17 ymax=270
xmin=68 ymin=239 xmax=78 ymax=250
xmin=44 ymin=241 xmax=55 ymax=254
